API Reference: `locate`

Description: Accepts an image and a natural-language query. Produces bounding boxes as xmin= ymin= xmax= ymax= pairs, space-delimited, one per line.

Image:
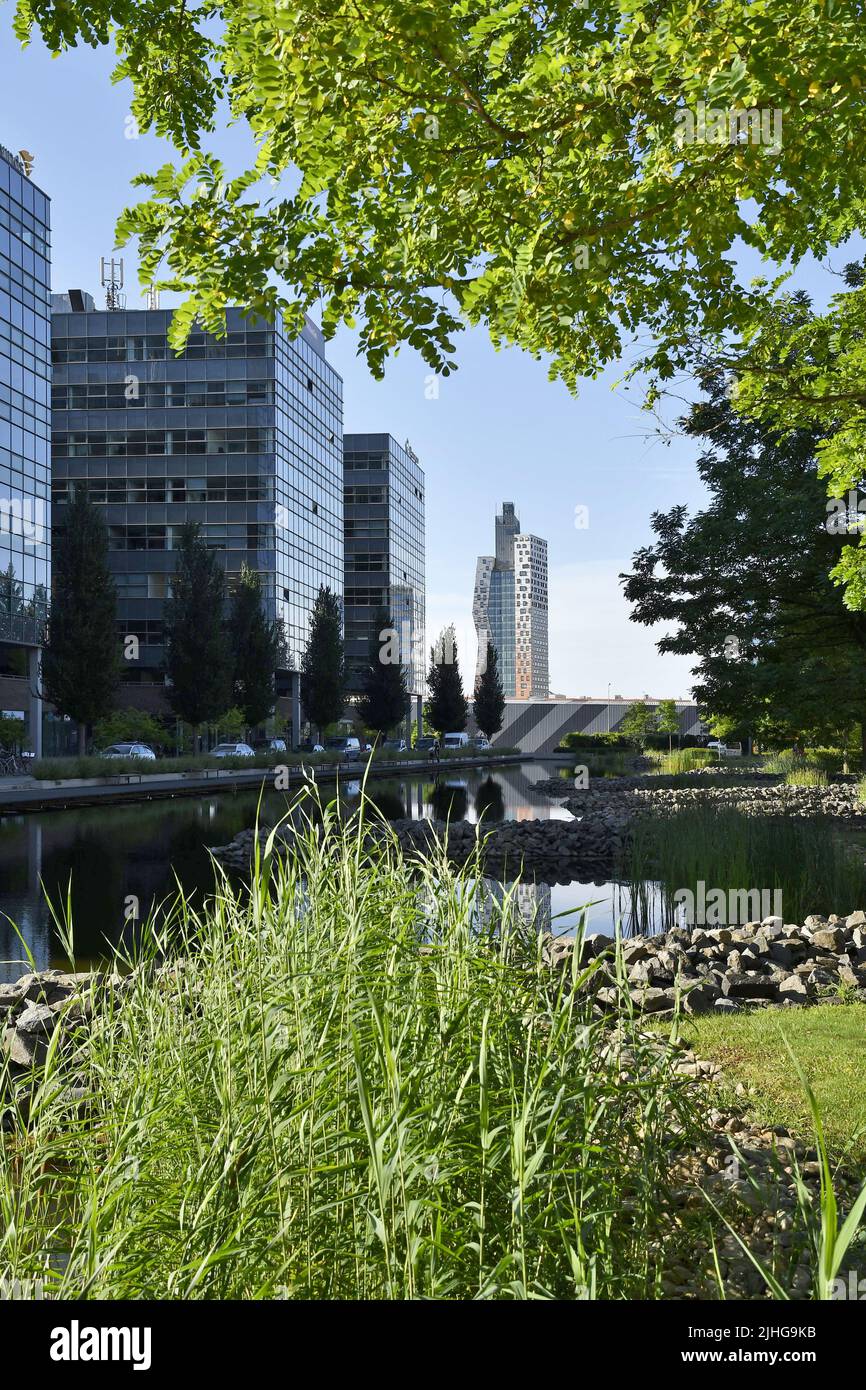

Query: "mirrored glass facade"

xmin=0 ymin=146 xmax=50 ymax=650
xmin=343 ymin=433 xmax=425 ymax=699
xmin=50 ymin=304 xmax=343 ymax=692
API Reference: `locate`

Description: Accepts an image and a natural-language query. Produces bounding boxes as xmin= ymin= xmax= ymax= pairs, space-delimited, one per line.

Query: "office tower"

xmin=0 ymin=143 xmax=50 ymax=754
xmin=342 ymin=432 xmax=425 ymax=727
xmin=473 ymin=501 xmax=548 ymax=699
xmin=50 ymin=298 xmax=343 ymax=740
xmin=514 ymin=531 xmax=549 ymax=698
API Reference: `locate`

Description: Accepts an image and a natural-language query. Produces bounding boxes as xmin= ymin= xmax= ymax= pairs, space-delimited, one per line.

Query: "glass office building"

xmin=473 ymin=501 xmax=548 ymax=698
xmin=343 ymin=433 xmax=426 ymax=716
xmin=51 ymin=300 xmax=343 ymax=736
xmin=0 ymin=143 xmax=51 ymax=754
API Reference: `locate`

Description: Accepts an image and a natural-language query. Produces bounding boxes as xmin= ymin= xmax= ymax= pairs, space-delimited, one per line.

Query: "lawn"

xmin=677 ymin=1003 xmax=866 ymax=1165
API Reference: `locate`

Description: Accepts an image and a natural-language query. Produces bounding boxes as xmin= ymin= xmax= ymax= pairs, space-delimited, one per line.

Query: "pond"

xmin=0 ymin=761 xmax=661 ymax=973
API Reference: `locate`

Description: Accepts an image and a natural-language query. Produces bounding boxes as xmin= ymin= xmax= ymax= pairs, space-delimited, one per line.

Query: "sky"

xmin=0 ymin=23 xmax=847 ymax=700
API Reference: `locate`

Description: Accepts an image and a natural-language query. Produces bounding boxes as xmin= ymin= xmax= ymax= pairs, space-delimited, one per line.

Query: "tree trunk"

xmin=861 ymin=721 xmax=866 ymax=773
xmin=77 ymin=722 xmax=87 ymax=757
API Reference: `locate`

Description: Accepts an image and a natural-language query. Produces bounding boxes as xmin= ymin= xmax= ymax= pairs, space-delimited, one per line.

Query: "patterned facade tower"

xmin=474 ymin=502 xmax=548 ymax=699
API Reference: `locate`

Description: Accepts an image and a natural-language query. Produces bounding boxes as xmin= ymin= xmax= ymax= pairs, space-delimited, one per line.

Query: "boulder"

xmin=3 ymin=1003 xmax=56 ymax=1067
xmin=721 ymin=972 xmax=777 ymax=1001
xmin=629 ymin=986 xmax=675 ymax=1014
xmin=777 ymin=975 xmax=810 ymax=1000
xmin=621 ymin=938 xmax=652 ymax=967
xmin=811 ymin=927 xmax=846 ymax=953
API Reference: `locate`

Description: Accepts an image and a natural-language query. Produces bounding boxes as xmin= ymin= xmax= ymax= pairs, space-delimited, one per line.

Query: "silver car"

xmin=98 ymin=742 xmax=157 ymax=761
xmin=211 ymin=742 xmax=255 ymax=758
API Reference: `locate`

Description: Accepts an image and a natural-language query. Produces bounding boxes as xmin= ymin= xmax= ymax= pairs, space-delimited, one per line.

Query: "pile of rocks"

xmin=543 ymin=911 xmax=866 ymax=1015
xmin=546 ymin=775 xmax=866 ymax=832
xmin=211 ymin=814 xmax=626 ymax=881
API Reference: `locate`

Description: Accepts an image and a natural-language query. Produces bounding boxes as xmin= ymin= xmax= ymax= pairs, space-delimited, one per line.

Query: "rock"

xmin=622 ymin=938 xmax=651 ymax=966
xmin=721 ymin=973 xmax=777 ymax=1001
xmin=777 ymin=975 xmax=810 ymax=1000
xmin=769 ymin=940 xmax=806 ymax=968
xmin=629 ymin=986 xmax=675 ymax=1014
xmin=682 ymin=982 xmax=720 ymax=1015
xmin=845 ymin=910 xmax=866 ymax=929
xmin=583 ymin=934 xmax=614 ymax=959
xmin=811 ymin=927 xmax=846 ymax=952
xmin=807 ymin=968 xmax=837 ymax=990
xmin=3 ymin=1003 xmax=56 ymax=1066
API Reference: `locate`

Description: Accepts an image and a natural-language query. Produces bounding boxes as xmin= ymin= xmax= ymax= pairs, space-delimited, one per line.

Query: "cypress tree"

xmin=301 ymin=585 xmax=345 ymax=739
xmin=42 ymin=485 xmax=119 ymax=755
xmin=229 ymin=564 xmax=278 ymax=728
xmin=358 ymin=606 xmax=409 ymax=738
xmin=163 ymin=522 xmax=232 ymax=741
xmin=473 ymin=641 xmax=505 ymax=740
xmin=426 ymin=625 xmax=468 ymax=736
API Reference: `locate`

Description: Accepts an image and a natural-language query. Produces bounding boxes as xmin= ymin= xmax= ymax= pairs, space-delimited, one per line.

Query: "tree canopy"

xmin=15 ymin=1 xmax=866 ymax=393
xmin=622 ymin=374 xmax=866 ymax=756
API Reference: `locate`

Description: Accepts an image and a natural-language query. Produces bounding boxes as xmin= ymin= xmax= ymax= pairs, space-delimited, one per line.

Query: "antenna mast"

xmin=100 ymin=256 xmax=126 ymax=310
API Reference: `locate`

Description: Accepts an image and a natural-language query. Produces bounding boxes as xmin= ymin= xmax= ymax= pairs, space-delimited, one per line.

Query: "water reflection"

xmin=0 ymin=762 xmax=654 ymax=969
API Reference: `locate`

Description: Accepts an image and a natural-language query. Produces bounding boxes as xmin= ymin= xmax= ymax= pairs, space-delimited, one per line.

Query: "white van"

xmin=443 ymin=732 xmax=470 ymax=750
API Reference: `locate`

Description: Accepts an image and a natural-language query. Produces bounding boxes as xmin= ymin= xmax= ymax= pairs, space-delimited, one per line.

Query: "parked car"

xmin=706 ymin=740 xmax=728 ymax=755
xmin=414 ymin=736 xmax=437 ymax=753
xmin=472 ymin=734 xmax=490 ymax=751
xmin=299 ymin=741 xmax=325 ymax=754
xmin=98 ymin=742 xmax=157 ymax=761
xmin=255 ymin=737 xmax=287 ymax=753
xmin=443 ymin=732 xmax=470 ymax=750
xmin=324 ymin=736 xmax=361 ymax=762
xmin=211 ymin=742 xmax=255 ymax=758
xmin=382 ymin=738 xmax=407 ymax=753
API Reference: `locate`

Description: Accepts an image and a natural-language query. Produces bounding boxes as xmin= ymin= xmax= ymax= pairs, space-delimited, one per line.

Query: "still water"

xmin=0 ymin=761 xmax=651 ymax=973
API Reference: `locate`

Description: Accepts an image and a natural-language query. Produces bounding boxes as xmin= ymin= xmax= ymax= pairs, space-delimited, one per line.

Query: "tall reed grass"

xmin=622 ymin=806 xmax=866 ymax=933
xmin=0 ymin=791 xmax=703 ymax=1300
xmin=784 ymin=768 xmax=829 ymax=788
xmin=652 ymin=749 xmax=717 ymax=776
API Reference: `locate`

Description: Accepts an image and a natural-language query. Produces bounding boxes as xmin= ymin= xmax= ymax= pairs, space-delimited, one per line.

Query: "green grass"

xmin=676 ymin=1005 xmax=866 ymax=1165
xmin=623 ymin=805 xmax=866 ymax=932
xmin=785 ymin=768 xmax=829 ymax=788
xmin=652 ymin=749 xmax=717 ymax=775
xmin=0 ymin=791 xmax=706 ymax=1300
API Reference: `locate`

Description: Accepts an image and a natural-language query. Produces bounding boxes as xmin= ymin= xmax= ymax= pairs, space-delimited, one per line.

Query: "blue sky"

xmin=1 ymin=24 xmax=846 ymax=699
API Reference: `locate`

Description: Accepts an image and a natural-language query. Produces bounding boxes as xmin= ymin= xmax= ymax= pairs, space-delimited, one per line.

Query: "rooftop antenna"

xmin=144 ymin=286 xmax=161 ymax=310
xmin=100 ymin=256 xmax=126 ymax=310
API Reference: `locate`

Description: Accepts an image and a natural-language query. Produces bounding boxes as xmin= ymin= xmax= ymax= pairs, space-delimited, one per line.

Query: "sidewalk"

xmin=0 ymin=753 xmax=526 ymax=814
